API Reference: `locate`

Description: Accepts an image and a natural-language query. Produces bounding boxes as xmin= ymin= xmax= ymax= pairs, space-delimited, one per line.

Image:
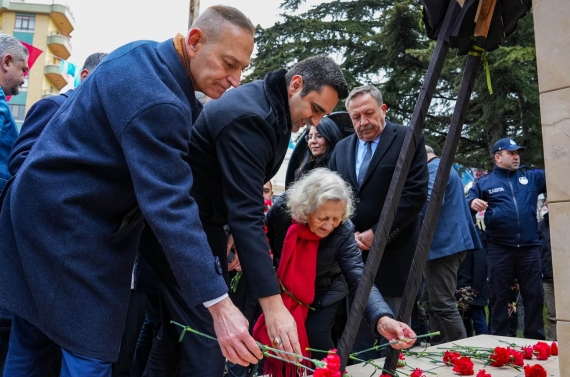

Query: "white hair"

xmin=0 ymin=33 xmax=28 ymax=62
xmin=286 ymin=168 xmax=354 ymax=224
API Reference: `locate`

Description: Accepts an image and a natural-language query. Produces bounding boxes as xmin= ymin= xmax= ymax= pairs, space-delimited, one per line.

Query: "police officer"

xmin=467 ymin=138 xmax=546 ymax=339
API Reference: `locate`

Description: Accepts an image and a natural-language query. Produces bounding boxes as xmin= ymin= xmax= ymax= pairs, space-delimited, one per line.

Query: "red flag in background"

xmin=20 ymin=41 xmax=43 ymax=69
xmin=6 ymin=40 xmax=43 ymax=102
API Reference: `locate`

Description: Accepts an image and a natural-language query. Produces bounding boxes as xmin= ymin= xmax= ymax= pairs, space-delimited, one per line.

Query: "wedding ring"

xmin=272 ymin=337 xmax=282 ymax=348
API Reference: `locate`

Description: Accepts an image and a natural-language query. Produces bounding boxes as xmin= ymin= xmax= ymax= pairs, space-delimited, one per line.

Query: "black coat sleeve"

xmin=335 ymin=222 xmax=394 ymax=332
xmin=215 ymin=115 xmax=281 ymax=299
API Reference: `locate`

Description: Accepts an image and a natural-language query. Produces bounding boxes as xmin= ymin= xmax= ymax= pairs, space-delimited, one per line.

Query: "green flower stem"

xmin=277 ymin=275 xmax=315 ymax=311
xmin=306 ymin=347 xmax=337 ymax=354
xmin=350 ymin=331 xmax=440 ymax=358
xmin=171 ymin=320 xmax=217 ymax=342
xmin=263 ymin=351 xmax=315 ymax=373
xmin=257 ymin=342 xmax=315 ymax=364
xmin=349 ymin=355 xmax=397 ymax=376
xmin=230 ymin=271 xmax=242 ymax=293
xmin=406 ymin=364 xmax=437 ymax=375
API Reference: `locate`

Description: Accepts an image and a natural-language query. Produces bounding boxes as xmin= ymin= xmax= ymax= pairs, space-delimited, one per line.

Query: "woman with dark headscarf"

xmin=294 ymin=117 xmax=343 ymax=180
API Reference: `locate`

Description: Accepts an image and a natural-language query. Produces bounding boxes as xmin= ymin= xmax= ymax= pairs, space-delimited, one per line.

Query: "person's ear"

xmin=287 ymin=75 xmax=303 ymax=97
xmin=80 ymin=69 xmax=89 ymax=81
xmin=380 ymin=103 xmax=387 ymax=112
xmin=186 ymin=28 xmax=205 ymax=58
xmin=1 ymin=54 xmax=13 ymax=73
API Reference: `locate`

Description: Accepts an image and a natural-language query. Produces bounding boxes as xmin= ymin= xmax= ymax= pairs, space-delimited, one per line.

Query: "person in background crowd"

xmin=140 ymin=54 xmax=349 ymax=375
xmin=263 ymin=181 xmax=274 ymax=213
xmin=0 ymin=33 xmax=28 ymax=192
xmin=294 ymin=117 xmax=343 ymax=180
xmin=329 ymin=85 xmax=428 ymax=360
xmin=0 ymin=33 xmax=29 ymax=376
xmin=456 ymin=223 xmax=489 ymax=337
xmin=0 ymin=6 xmax=261 ymax=375
xmin=420 ymin=146 xmax=482 ymax=345
xmin=467 ymin=137 xmax=546 ymax=339
xmin=539 ymin=202 xmax=556 ymax=340
xmin=226 ymin=181 xmax=275 ymax=377
xmin=259 ymin=168 xmax=415 ymax=376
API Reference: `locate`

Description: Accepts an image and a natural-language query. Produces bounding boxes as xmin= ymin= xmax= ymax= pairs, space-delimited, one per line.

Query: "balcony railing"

xmin=49 ymin=30 xmax=72 ymax=46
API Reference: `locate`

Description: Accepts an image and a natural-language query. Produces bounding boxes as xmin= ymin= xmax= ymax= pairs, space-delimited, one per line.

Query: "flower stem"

xmin=263 ymin=352 xmax=315 ymax=373
xmin=349 ymin=355 xmax=396 ymax=376
xmin=170 ymin=320 xmax=218 ymax=342
xmin=350 ymin=331 xmax=440 ymax=358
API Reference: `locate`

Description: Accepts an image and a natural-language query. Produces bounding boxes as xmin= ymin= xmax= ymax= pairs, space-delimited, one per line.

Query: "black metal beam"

xmin=383 ymin=38 xmax=485 ymax=372
xmin=337 ymin=0 xmax=458 ymax=370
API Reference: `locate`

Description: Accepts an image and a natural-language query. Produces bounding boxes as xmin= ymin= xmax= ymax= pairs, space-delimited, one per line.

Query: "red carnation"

xmin=314 ymin=350 xmax=342 ymax=377
xmin=489 ymin=347 xmax=511 ymax=367
xmin=452 ymin=356 xmax=474 ymax=375
xmin=533 ymin=342 xmax=551 ymax=360
xmin=410 ymin=368 xmax=426 ymax=377
xmin=523 ymin=364 xmax=547 ymax=377
xmin=509 ymin=348 xmax=524 ymax=366
xmin=522 ymin=346 xmax=534 ymax=359
xmin=397 ymin=353 xmax=406 ymax=367
xmin=444 ymin=350 xmax=461 ymax=366
xmin=379 ymin=374 xmax=392 ymax=377
xmin=313 ymin=368 xmax=330 ymax=377
xmin=550 ymin=342 xmax=558 ymax=356
xmin=476 ymin=370 xmax=492 ymax=377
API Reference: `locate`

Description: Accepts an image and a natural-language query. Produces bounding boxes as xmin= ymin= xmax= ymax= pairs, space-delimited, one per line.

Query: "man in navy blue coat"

xmin=0 ymin=6 xmax=263 ymax=375
xmin=467 ymin=138 xmax=546 ymax=339
xmin=421 ymin=146 xmax=481 ymax=345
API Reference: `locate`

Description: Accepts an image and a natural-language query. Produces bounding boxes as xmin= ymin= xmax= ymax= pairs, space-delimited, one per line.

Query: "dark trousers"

xmin=131 ymin=294 xmax=160 ymax=377
xmin=226 ymin=271 xmax=263 ymax=377
xmin=112 ymin=290 xmax=146 ymax=377
xmin=3 ymin=316 xmax=111 ymax=376
xmin=462 ymin=305 xmax=488 ymax=337
xmin=487 ymin=242 xmax=544 ymax=339
xmin=139 ymin=225 xmax=226 ymax=377
xmin=422 ymin=251 xmax=467 ymax=345
xmin=305 ymin=300 xmax=342 ymax=360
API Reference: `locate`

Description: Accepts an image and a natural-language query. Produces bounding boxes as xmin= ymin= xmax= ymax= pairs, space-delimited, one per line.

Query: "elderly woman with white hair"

xmin=254 ymin=168 xmax=415 ymax=375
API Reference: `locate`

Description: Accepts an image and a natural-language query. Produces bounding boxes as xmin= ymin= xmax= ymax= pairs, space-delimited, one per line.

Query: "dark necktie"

xmin=358 ymin=141 xmax=373 ymax=187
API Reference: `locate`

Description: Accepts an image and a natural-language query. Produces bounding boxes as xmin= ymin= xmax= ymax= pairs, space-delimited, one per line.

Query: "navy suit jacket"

xmin=329 ymin=121 xmax=428 ymax=296
xmin=0 ymin=39 xmax=227 ymax=362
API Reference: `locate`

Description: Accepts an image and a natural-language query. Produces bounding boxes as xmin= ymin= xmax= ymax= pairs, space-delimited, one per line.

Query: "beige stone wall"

xmin=533 ymin=0 xmax=570 ymax=374
xmin=27 ymin=13 xmax=51 ymax=107
xmin=1 ymin=11 xmax=16 ymax=32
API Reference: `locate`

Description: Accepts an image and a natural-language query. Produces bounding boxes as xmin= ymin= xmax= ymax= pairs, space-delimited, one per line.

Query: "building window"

xmin=15 ymin=14 xmax=36 ymax=32
xmin=9 ymin=104 xmax=26 ymax=121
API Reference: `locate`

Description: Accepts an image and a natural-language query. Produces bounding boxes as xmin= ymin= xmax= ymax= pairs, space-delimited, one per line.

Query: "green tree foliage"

xmin=248 ymin=0 xmax=542 ymax=170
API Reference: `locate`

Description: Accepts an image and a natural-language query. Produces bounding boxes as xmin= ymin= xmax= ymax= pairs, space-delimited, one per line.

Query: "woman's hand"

xmin=376 ymin=316 xmax=416 ymax=349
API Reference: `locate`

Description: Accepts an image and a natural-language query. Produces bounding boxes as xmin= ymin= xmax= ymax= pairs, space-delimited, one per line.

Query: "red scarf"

xmin=253 ymin=223 xmax=321 ymax=377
